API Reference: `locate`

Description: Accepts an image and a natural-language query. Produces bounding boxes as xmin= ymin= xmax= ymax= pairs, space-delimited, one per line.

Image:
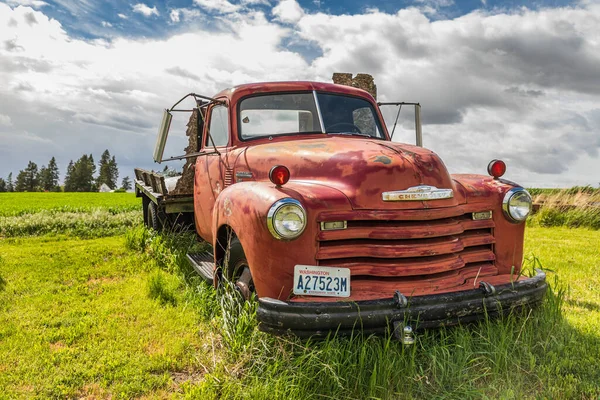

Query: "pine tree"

xmin=0 ymin=178 xmax=6 ymax=192
xmin=64 ymin=155 xmax=96 ymax=192
xmin=97 ymin=150 xmax=119 ymax=189
xmin=14 ymin=161 xmax=39 ymax=192
xmin=64 ymin=161 xmax=75 ymax=192
xmin=39 ymin=157 xmax=60 ymax=191
xmin=109 ymin=155 xmax=119 ymax=189
xmin=87 ymin=154 xmax=97 ymax=191
xmin=120 ymin=176 xmax=132 ymax=191
xmin=6 ymin=172 xmax=14 ymax=192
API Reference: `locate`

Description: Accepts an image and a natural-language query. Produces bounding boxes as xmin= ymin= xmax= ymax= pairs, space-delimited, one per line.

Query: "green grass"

xmin=0 ymin=235 xmax=216 ymax=398
xmin=0 ymin=192 xmax=140 ymax=216
xmin=1 ymin=192 xmax=599 ymax=398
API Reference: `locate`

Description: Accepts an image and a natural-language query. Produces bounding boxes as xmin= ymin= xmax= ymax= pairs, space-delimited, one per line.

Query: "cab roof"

xmin=213 ymin=81 xmax=376 ymax=105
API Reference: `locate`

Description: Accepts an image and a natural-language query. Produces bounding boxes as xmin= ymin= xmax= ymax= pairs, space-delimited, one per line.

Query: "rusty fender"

xmin=211 ymin=181 xmax=352 ymax=300
xmin=257 ymin=269 xmax=548 ymax=337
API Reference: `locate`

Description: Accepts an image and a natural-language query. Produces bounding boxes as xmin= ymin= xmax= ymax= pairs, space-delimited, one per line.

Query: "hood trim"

xmin=382 ymin=185 xmax=454 ymax=201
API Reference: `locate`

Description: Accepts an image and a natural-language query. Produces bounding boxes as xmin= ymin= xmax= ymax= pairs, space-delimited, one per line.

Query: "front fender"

xmin=212 ymin=180 xmax=352 ymax=300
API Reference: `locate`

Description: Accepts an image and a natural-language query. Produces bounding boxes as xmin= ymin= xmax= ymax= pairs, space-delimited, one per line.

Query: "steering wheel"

xmin=326 ymin=122 xmax=363 ymax=134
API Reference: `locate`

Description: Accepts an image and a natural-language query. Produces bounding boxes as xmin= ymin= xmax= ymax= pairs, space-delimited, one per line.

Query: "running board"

xmin=186 ymin=252 xmax=214 ymax=282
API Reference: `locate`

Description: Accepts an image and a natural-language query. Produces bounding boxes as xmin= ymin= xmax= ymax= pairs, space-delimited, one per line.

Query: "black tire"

xmin=147 ymin=201 xmax=161 ymax=231
xmin=226 ymin=237 xmax=254 ymax=300
xmin=142 ymin=196 xmax=150 ymax=227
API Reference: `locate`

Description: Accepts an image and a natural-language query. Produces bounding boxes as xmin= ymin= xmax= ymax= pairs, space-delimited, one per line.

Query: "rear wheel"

xmin=226 ymin=237 xmax=254 ymax=300
xmin=142 ymin=196 xmax=150 ymax=227
xmin=147 ymin=202 xmax=160 ymax=231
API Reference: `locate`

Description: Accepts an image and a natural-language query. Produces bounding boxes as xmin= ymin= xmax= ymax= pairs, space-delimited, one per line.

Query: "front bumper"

xmin=257 ymin=269 xmax=547 ymax=337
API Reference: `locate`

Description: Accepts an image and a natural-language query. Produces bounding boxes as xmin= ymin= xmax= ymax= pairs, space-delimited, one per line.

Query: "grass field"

xmin=0 ymin=193 xmax=141 ymax=238
xmin=0 ymin=193 xmax=599 ymax=399
xmin=0 ymin=192 xmax=140 ymax=216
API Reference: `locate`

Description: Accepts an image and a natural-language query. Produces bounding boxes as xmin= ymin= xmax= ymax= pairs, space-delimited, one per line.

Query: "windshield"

xmin=238 ymin=92 xmax=385 ymax=140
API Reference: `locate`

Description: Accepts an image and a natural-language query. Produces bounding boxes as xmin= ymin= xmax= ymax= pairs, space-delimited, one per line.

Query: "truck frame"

xmin=135 ymin=80 xmax=547 ymax=339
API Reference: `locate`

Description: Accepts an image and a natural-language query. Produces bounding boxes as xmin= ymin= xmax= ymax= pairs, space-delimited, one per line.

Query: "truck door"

xmin=194 ymin=102 xmax=230 ymax=241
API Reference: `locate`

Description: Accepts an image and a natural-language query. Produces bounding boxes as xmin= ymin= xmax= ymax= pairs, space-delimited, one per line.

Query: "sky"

xmin=0 ymin=0 xmax=599 ymax=188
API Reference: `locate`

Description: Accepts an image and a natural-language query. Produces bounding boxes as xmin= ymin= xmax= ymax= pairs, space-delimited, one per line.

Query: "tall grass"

xmin=529 ymin=187 xmax=600 ymax=230
xmin=0 ymin=209 xmax=141 ymax=238
xmin=186 ymin=258 xmax=572 ymax=399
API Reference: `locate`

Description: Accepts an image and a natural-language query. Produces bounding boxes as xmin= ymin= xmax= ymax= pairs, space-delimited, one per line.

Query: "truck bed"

xmin=134 ymin=168 xmax=194 ymax=214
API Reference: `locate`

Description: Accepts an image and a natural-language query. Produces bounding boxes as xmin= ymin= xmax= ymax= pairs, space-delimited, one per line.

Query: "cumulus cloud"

xmin=193 ymin=0 xmax=240 ymax=14
xmin=132 ymin=3 xmax=159 ymax=17
xmin=0 ymin=2 xmax=599 ymax=187
xmin=272 ymin=0 xmax=304 ymax=24
xmin=117 ymin=13 xmax=128 ymax=19
xmin=170 ymin=8 xmax=202 ymax=23
xmin=6 ymin=0 xmax=48 ymax=8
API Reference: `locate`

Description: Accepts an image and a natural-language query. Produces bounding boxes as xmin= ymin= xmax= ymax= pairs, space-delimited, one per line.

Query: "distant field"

xmin=0 ymin=193 xmax=141 ymax=238
xmin=0 ymin=192 xmax=141 ymax=216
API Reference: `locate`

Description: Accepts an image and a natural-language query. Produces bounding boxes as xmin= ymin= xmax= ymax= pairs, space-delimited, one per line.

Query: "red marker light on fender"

xmin=269 ymin=165 xmax=290 ymax=186
xmin=487 ymin=159 xmax=506 ymax=179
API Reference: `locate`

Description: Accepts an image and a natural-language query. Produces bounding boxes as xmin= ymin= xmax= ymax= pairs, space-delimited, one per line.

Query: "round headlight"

xmin=502 ymin=188 xmax=532 ymax=223
xmin=267 ymin=198 xmax=307 ymax=240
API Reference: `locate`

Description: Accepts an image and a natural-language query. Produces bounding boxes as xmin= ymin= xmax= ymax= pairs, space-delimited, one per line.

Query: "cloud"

xmin=6 ymin=0 xmax=48 ymax=8
xmin=273 ymin=0 xmax=304 ymax=24
xmin=101 ymin=21 xmax=113 ymax=27
xmin=169 ymin=9 xmax=180 ymax=23
xmin=0 ymin=2 xmax=599 ymax=187
xmin=132 ymin=3 xmax=159 ymax=17
xmin=193 ymin=0 xmax=240 ymax=14
xmin=117 ymin=13 xmax=128 ymax=19
xmin=0 ymin=114 xmax=13 ymax=127
xmin=169 ymin=8 xmax=202 ymax=23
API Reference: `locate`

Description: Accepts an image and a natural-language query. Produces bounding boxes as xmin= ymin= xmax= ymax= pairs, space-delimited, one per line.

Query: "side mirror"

xmin=153 ymin=109 xmax=172 ymax=163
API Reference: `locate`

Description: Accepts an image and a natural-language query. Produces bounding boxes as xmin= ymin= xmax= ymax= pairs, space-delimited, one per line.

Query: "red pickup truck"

xmin=135 ymin=81 xmax=547 ymax=339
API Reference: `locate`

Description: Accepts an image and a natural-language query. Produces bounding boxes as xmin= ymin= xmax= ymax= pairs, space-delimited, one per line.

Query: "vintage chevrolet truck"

xmin=135 ymin=80 xmax=547 ymax=339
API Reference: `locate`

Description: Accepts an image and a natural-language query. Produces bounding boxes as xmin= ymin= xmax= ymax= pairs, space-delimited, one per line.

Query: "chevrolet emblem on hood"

xmin=382 ymin=185 xmax=454 ymax=201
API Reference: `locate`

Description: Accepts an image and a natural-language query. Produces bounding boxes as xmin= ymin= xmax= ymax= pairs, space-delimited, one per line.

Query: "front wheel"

xmin=226 ymin=237 xmax=254 ymax=300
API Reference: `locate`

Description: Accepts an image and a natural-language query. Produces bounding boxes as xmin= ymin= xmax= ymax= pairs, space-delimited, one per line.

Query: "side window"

xmin=206 ymin=105 xmax=229 ymax=147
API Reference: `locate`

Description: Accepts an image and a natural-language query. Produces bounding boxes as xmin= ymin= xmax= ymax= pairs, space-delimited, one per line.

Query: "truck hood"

xmin=237 ymin=137 xmax=461 ymax=210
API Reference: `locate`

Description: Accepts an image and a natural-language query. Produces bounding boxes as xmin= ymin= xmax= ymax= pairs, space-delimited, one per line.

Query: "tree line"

xmin=0 ymin=150 xmax=132 ymax=193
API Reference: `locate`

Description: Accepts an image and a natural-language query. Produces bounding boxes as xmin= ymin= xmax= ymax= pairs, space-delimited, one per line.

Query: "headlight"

xmin=267 ymin=198 xmax=307 ymax=240
xmin=502 ymin=188 xmax=532 ymax=223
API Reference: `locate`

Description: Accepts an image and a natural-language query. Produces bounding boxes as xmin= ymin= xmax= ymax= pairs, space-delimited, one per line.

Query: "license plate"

xmin=293 ymin=265 xmax=350 ymax=297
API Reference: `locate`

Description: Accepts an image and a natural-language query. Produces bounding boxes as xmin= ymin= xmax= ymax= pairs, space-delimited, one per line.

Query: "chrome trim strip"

xmin=382 ymin=185 xmax=453 ymax=201
xmin=313 ymin=90 xmax=326 ymax=134
xmin=502 ymin=188 xmax=532 ymax=223
xmin=267 ymin=198 xmax=307 ymax=240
